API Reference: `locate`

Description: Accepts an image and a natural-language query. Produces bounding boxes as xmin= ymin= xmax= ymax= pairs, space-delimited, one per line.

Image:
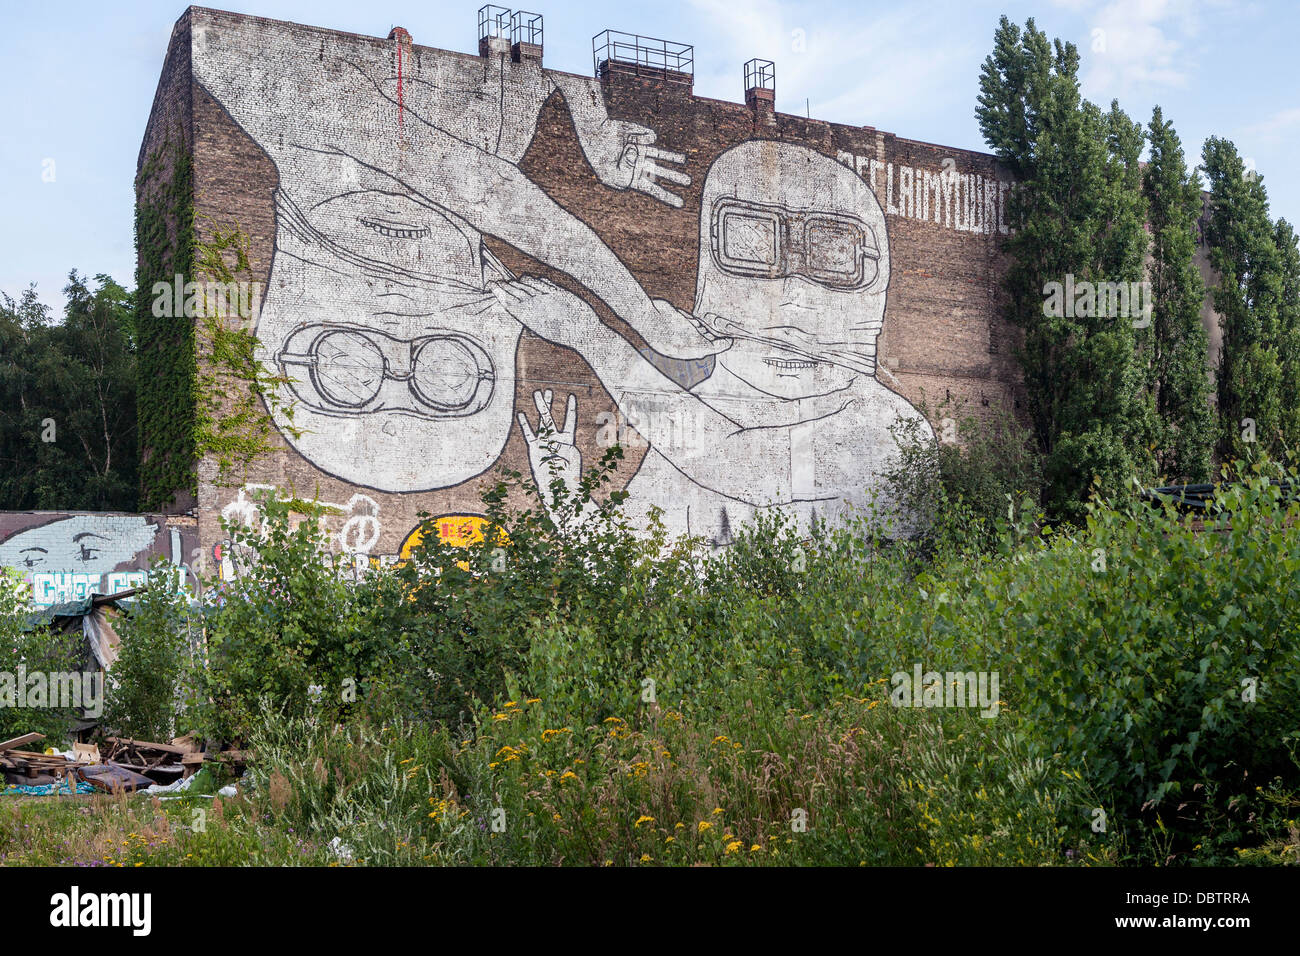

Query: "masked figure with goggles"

xmin=189 ymin=19 xmax=720 ymax=493
xmin=496 ymin=140 xmax=934 ymax=543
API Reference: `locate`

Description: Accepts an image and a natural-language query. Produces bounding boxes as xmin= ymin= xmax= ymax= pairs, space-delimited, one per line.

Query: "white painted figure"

xmin=499 ymin=141 xmax=935 ymax=544
xmin=191 ymin=21 xmax=720 ymax=492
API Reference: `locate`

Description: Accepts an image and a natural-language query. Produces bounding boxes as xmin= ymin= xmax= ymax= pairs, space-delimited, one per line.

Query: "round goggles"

xmin=276 ymin=324 xmax=496 ymax=418
xmin=709 ymin=198 xmax=882 ymax=290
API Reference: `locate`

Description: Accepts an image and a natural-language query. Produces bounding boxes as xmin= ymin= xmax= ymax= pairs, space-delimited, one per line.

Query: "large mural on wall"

xmin=193 ymin=22 xmax=712 ymax=494
xmin=189 ymin=16 xmax=937 ymax=553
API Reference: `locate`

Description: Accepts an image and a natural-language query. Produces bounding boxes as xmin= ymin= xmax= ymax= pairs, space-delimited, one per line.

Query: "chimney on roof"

xmin=593 ymin=30 xmax=694 ymax=92
xmin=510 ymin=10 xmax=543 ymax=63
xmin=478 ymin=4 xmax=511 ymax=58
xmin=744 ymin=58 xmax=775 ymax=124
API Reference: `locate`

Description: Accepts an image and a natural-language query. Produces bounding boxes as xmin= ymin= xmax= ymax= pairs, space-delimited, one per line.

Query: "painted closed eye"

xmin=359 ymin=217 xmax=431 ymax=240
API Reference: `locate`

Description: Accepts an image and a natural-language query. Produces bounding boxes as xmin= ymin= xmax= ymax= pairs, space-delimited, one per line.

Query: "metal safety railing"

xmin=593 ymin=30 xmax=694 ymax=83
xmin=744 ymin=58 xmax=775 ymax=91
xmin=478 ymin=5 xmax=511 ymax=41
xmin=510 ymin=10 xmax=543 ymax=47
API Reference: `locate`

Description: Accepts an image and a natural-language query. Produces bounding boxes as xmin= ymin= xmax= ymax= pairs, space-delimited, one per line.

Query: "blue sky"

xmin=2 ymin=0 xmax=1296 ymax=314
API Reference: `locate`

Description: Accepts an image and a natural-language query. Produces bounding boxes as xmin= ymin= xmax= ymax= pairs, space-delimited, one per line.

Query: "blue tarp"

xmin=3 ymin=779 xmax=96 ymax=796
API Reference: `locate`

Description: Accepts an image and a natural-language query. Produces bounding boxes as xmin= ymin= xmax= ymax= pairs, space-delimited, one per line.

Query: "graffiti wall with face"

xmin=0 ymin=514 xmax=198 ymax=607
xmin=174 ymin=9 xmax=1017 ymax=559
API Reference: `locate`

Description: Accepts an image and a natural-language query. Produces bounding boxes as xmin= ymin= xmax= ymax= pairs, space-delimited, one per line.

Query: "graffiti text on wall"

xmin=836 ymin=151 xmax=1010 ymax=236
xmin=0 ymin=515 xmax=194 ymax=607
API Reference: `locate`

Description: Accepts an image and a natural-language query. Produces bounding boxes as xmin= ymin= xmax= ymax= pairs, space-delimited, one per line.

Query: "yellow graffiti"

xmin=391 ymin=514 xmax=509 ymax=583
xmin=399 ymin=514 xmax=497 ymax=556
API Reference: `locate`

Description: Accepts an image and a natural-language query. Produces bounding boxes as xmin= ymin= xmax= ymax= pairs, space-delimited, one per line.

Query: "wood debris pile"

xmin=1 ymin=732 xmax=246 ymax=793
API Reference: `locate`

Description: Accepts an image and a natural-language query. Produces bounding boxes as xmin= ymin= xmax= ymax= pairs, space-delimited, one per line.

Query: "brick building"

xmin=132 ymin=5 xmax=1060 ymax=573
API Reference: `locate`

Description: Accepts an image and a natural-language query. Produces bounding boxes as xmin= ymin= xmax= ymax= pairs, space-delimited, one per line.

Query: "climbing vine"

xmin=135 ymin=131 xmax=197 ymax=511
xmin=135 ymin=131 xmax=299 ymax=506
xmin=191 ymin=215 xmax=301 ymax=489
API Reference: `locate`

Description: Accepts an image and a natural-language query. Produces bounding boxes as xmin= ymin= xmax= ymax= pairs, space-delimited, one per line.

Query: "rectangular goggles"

xmin=710 ymin=198 xmax=882 ymax=290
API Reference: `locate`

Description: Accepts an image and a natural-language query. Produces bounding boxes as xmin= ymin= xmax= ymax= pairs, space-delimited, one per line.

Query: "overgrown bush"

xmin=0 ymin=569 xmax=83 ymax=743
xmin=184 ymin=494 xmax=377 ymax=744
xmin=906 ymin=457 xmax=1300 ymax=859
xmin=245 ymin=686 xmax=1107 ymax=867
xmin=104 ymin=561 xmax=192 ymax=740
xmin=885 ymin=401 xmax=1042 ymax=555
xmin=108 ymin=444 xmax=1300 ymax=865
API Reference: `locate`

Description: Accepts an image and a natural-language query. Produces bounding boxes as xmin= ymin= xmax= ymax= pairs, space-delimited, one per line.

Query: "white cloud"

xmin=1079 ymin=0 xmax=1230 ymax=100
xmin=685 ymin=0 xmax=978 ymax=133
xmin=1241 ymin=106 xmax=1300 ymax=142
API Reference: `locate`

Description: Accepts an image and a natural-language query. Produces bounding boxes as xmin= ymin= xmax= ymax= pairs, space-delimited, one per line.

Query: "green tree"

xmin=976 ymin=17 xmax=1154 ymax=520
xmin=1202 ymin=137 xmax=1283 ymax=461
xmin=1273 ymin=218 xmax=1300 ymax=452
xmin=0 ymin=286 xmax=51 ymax=504
xmin=1142 ymin=107 xmax=1214 ymax=482
xmin=0 ymin=272 xmax=138 ymax=511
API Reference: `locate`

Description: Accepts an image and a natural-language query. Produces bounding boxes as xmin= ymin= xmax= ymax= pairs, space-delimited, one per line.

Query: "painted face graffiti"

xmin=496 ymin=140 xmax=933 ymax=547
xmin=0 ymin=517 xmax=157 ymax=577
xmin=277 ymin=324 xmax=496 ymax=418
xmin=695 ymin=141 xmax=891 ymax=402
xmin=256 ymin=188 xmax=521 ymax=491
xmin=709 ymin=198 xmax=883 ymax=291
xmin=0 ymin=516 xmax=187 ymax=607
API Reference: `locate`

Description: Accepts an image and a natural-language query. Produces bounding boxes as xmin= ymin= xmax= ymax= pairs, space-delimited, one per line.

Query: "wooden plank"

xmin=103 ymin=737 xmax=190 ymax=756
xmin=9 ymin=750 xmax=67 ymax=761
xmin=0 ymin=733 xmax=45 ymax=753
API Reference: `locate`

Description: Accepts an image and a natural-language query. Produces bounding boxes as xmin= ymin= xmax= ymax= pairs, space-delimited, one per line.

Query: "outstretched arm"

xmin=493 ymin=277 xmax=855 ymax=506
xmin=548 ymin=72 xmax=692 ymax=208
xmin=355 ymin=113 xmax=722 ymax=360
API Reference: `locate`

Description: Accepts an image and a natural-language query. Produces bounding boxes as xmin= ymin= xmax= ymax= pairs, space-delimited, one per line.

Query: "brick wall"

xmin=139 ymin=7 xmax=1060 ymax=565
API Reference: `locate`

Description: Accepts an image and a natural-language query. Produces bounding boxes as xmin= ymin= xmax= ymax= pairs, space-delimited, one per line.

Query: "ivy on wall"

xmin=135 ymin=132 xmax=197 ymax=511
xmin=191 ymin=215 xmax=300 ymax=489
xmin=134 ymin=132 xmax=297 ymax=509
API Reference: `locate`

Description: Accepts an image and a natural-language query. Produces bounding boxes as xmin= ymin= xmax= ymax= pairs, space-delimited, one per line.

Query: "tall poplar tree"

xmin=1142 ymin=107 xmax=1214 ymax=482
xmin=1202 ymin=137 xmax=1283 ymax=462
xmin=977 ymin=16 xmax=1153 ymax=519
xmin=1273 ymin=219 xmax=1300 ymax=453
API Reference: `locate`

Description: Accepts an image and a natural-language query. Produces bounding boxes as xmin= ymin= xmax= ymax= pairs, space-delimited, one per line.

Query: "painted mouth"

xmin=360 ymin=218 xmax=431 ymax=240
xmin=763 ymin=357 xmax=820 ymax=370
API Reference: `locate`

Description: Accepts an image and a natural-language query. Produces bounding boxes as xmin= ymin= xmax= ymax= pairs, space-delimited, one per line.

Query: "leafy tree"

xmin=1273 ymin=219 xmax=1300 ymax=452
xmin=976 ymin=17 xmax=1154 ymax=520
xmin=1201 ymin=137 xmax=1283 ymax=462
xmin=0 ymin=287 xmax=51 ymax=505
xmin=1142 ymin=107 xmax=1214 ymax=482
xmin=0 ymin=272 xmax=138 ymax=511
